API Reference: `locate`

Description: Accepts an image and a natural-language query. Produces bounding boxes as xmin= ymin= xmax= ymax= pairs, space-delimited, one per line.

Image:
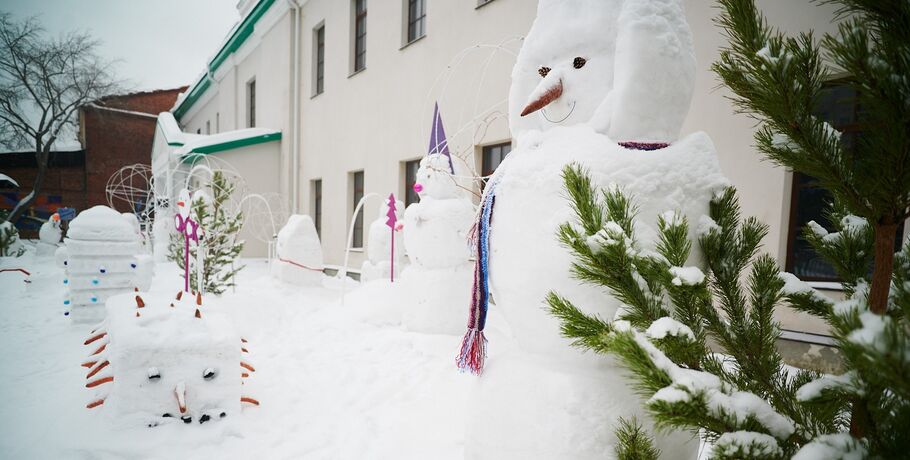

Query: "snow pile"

xmin=796 ymin=371 xmax=859 ymax=402
xmin=56 ymin=206 xmax=154 ymax=322
xmin=400 ymin=153 xmax=475 ymax=334
xmin=81 ymin=290 xmax=254 ymax=426
xmin=669 ymin=266 xmax=705 ymax=286
xmin=714 ymin=431 xmax=783 ymax=458
xmin=360 ymin=197 xmax=405 ymax=282
xmin=792 ymin=433 xmax=867 ymax=460
xmin=271 ymin=215 xmax=324 ymax=286
xmin=646 ymin=316 xmax=695 ymax=340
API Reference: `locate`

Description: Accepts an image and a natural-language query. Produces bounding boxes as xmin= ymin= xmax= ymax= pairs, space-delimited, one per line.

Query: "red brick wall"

xmin=97 ymin=87 xmax=187 ymax=114
xmin=0 ymin=88 xmax=184 ymax=236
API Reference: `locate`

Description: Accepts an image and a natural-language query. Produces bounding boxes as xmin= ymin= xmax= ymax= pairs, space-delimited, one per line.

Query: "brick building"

xmin=0 ymin=87 xmax=185 ymax=237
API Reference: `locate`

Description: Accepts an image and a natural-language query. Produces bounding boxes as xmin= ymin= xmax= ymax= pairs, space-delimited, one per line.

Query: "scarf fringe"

xmin=456 ymin=328 xmax=487 ymax=375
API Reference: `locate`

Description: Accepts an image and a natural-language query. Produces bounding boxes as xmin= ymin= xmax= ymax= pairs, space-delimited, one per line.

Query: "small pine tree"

xmin=549 ymin=164 xmax=909 ymax=458
xmin=0 ymin=210 xmax=25 ymax=257
xmin=169 ymin=171 xmax=244 ymax=294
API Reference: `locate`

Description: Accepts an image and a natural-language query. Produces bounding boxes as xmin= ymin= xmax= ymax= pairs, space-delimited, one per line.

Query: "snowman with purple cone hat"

xmin=458 ymin=1 xmax=729 ymax=459
xmin=399 ymin=103 xmax=476 ymax=335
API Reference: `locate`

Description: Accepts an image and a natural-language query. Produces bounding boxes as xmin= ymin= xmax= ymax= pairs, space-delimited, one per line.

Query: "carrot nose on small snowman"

xmin=175 ymin=381 xmax=187 ymax=414
xmin=521 ymin=75 xmax=564 ymax=117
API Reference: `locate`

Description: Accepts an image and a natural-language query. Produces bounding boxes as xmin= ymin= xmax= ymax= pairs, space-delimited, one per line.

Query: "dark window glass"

xmin=248 ymin=79 xmax=256 ymax=127
xmin=354 ymin=0 xmax=367 ymax=72
xmin=315 ymin=25 xmax=325 ymax=94
xmin=481 ymin=142 xmax=511 ymax=178
xmin=404 ymin=159 xmax=420 ymax=207
xmin=786 ymin=82 xmax=902 ymax=281
xmin=352 ymin=171 xmax=364 ymax=248
xmin=313 ymin=179 xmax=322 ymax=237
xmin=407 ymin=0 xmax=426 ymax=43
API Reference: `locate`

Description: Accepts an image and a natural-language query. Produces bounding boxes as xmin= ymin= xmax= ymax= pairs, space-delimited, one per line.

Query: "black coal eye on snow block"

xmin=573 ymin=57 xmax=586 ymax=69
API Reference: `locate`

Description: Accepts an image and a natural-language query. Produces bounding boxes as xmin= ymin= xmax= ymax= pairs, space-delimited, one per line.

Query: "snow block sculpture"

xmin=81 ymin=291 xmax=258 ymax=426
xmin=461 ymin=1 xmax=723 ymax=459
xmin=36 ymin=213 xmax=62 ymax=257
xmin=272 ymin=215 xmax=324 ymax=286
xmin=55 ymin=206 xmax=155 ymax=322
xmin=400 ymin=153 xmax=475 ymax=334
xmin=360 ymin=197 xmax=405 ymax=283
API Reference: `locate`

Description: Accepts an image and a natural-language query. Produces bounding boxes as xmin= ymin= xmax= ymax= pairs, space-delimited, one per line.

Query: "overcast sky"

xmin=0 ymin=0 xmax=240 ymax=91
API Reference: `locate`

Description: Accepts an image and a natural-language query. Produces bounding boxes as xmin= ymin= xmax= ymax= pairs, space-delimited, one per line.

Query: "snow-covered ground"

xmin=0 ymin=251 xmax=489 ymax=458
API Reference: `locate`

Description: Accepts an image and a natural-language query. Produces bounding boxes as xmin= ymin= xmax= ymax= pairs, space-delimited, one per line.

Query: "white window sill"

xmin=400 ymin=34 xmax=425 ymax=51
xmin=806 ymin=281 xmax=843 ymax=291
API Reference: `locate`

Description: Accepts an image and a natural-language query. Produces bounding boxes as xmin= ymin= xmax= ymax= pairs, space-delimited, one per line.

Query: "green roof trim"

xmin=180 ymin=131 xmax=282 ymax=164
xmin=156 ymin=121 xmax=184 ymax=147
xmin=172 ymin=0 xmax=278 ymax=121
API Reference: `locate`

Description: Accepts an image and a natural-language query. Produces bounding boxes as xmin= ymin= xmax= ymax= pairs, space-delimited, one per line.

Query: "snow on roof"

xmin=0 ymin=173 xmax=19 ymax=187
xmin=176 ymin=128 xmax=281 ymax=162
xmin=155 ymin=112 xmax=280 ymax=161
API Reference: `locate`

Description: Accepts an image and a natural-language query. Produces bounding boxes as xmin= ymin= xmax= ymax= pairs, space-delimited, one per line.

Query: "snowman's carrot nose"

xmin=175 ymin=381 xmax=187 ymax=414
xmin=521 ymin=79 xmax=563 ymax=117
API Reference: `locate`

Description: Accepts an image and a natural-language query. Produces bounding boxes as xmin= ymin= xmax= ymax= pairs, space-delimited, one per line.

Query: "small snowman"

xmin=399 ymin=153 xmax=475 ymax=334
xmin=459 ymin=1 xmax=726 ymax=459
xmin=36 ymin=212 xmax=62 ymax=257
xmin=360 ymin=196 xmax=405 ymax=283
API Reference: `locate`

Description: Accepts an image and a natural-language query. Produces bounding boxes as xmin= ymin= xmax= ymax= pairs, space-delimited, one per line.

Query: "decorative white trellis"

xmin=239 ymin=192 xmax=290 ymax=265
xmin=106 ymin=163 xmax=156 ymax=225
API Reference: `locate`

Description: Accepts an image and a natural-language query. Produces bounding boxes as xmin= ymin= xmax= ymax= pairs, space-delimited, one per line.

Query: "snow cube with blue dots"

xmin=55 ymin=206 xmax=154 ymax=322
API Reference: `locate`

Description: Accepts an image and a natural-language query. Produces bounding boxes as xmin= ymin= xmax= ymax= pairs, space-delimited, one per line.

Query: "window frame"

xmin=352 ymin=0 xmax=367 ymax=73
xmin=314 ymin=24 xmax=326 ymax=96
xmin=351 ymin=171 xmax=365 ymax=249
xmin=403 ymin=159 xmax=421 ymax=207
xmin=247 ymin=78 xmax=256 ymax=128
xmin=312 ymin=179 xmax=323 ymax=237
xmin=405 ymin=0 xmax=426 ymax=45
xmin=784 ymin=79 xmax=903 ymax=282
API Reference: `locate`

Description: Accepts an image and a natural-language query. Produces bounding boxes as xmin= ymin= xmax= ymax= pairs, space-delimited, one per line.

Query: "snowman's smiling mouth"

xmin=541 ymin=100 xmax=576 ymax=124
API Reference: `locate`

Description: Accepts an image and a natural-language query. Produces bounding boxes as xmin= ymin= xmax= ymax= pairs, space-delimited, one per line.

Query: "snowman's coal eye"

xmin=148 ymin=367 xmax=160 ymax=380
xmin=538 ymin=66 xmax=551 ymax=78
xmin=573 ymin=57 xmax=587 ymax=69
xmin=203 ymin=368 xmax=217 ymax=380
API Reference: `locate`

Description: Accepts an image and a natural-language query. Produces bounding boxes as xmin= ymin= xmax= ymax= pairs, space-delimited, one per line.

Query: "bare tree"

xmin=0 ymin=13 xmax=118 ymax=224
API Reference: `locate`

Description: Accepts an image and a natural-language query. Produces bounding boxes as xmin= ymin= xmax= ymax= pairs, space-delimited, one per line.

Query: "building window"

xmin=351 ymin=171 xmax=365 ymax=248
xmin=481 ymin=142 xmax=511 ymax=178
xmin=353 ymin=0 xmax=367 ymax=72
xmin=406 ymin=0 xmax=426 ymax=44
xmin=196 ymin=128 xmax=201 ymax=134
xmin=247 ymin=79 xmax=256 ymax=127
xmin=216 ymin=113 xmax=220 ymax=133
xmin=314 ymin=25 xmax=325 ymax=95
xmin=785 ymin=81 xmax=903 ymax=281
xmin=312 ymin=179 xmax=322 ymax=237
xmin=205 ymin=120 xmax=211 ymax=135
xmin=404 ymin=159 xmax=420 ymax=207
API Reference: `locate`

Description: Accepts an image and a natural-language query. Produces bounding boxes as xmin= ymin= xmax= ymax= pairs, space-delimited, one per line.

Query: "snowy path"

xmin=0 ymin=256 xmax=470 ymax=459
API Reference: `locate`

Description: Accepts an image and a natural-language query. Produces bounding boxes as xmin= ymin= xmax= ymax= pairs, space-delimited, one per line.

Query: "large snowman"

xmin=399 ymin=153 xmax=475 ymax=334
xmin=460 ymin=1 xmax=728 ymax=459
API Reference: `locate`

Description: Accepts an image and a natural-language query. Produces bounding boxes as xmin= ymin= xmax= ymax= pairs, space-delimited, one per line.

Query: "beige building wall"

xmin=175 ymin=0 xmax=909 ymax=334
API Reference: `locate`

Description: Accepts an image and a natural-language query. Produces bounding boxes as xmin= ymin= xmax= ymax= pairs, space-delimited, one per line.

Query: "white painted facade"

xmin=172 ymin=0 xmax=908 ymax=334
